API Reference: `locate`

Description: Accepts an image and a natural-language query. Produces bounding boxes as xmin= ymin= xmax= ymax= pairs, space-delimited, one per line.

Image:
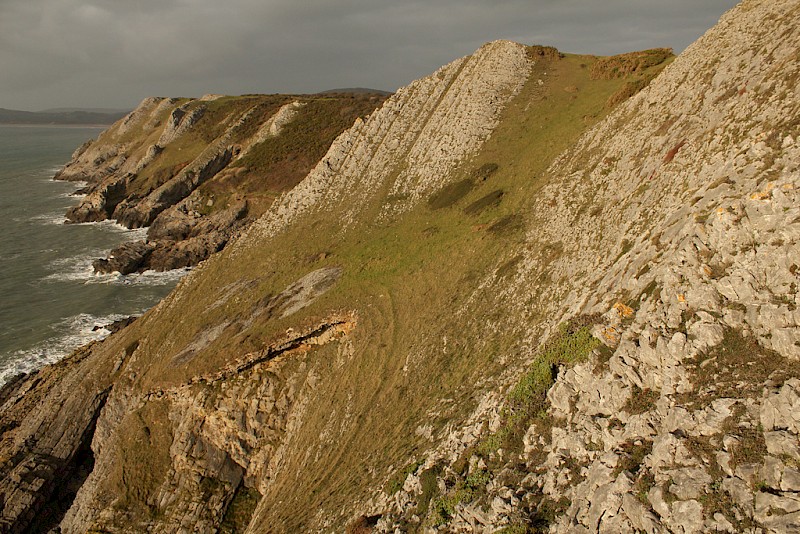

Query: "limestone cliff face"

xmin=239 ymin=40 xmax=530 ymax=244
xmin=1 ymin=2 xmax=799 ymax=533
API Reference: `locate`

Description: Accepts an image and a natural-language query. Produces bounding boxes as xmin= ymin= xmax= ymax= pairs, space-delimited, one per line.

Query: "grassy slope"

xmin=94 ymin=49 xmax=671 ymax=530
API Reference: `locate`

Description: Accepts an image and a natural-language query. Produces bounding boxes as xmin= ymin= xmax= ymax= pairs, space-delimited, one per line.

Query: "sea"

xmin=0 ymin=125 xmax=187 ymax=386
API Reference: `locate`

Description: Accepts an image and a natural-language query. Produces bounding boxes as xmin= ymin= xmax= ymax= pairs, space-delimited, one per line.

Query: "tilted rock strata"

xmin=61 ymin=312 xmax=355 ymax=533
xmin=56 ymin=96 xmax=173 ymax=184
xmin=0 ymin=345 xmax=118 ymax=533
xmin=58 ymin=92 xmax=385 ymax=273
xmin=238 ymin=39 xmax=530 ymax=246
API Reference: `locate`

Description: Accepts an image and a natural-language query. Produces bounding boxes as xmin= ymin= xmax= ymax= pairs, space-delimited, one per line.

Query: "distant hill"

xmin=0 ymin=107 xmax=129 ymax=125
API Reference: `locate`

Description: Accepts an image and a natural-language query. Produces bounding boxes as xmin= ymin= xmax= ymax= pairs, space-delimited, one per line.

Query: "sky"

xmin=0 ymin=0 xmax=740 ymax=112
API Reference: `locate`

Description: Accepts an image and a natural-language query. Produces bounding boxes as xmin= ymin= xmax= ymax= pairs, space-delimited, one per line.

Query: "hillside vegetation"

xmin=1 ymin=1 xmax=800 ymax=533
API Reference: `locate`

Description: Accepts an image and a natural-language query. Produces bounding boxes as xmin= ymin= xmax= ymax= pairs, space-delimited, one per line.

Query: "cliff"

xmin=1 ymin=1 xmax=799 ymax=532
xmin=56 ymin=92 xmax=386 ymax=273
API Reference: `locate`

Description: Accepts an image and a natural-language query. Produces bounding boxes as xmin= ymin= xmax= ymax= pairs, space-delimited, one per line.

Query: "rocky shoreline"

xmin=56 ymin=92 xmax=387 ymax=274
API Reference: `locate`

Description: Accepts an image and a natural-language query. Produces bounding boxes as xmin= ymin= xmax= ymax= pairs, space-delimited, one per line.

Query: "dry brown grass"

xmin=590 ymin=49 xmax=674 ymax=80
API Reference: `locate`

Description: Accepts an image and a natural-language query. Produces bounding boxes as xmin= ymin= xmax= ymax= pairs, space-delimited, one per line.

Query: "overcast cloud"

xmin=0 ymin=0 xmax=739 ymax=111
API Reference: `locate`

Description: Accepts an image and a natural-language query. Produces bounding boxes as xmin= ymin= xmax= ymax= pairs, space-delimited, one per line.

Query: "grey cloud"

xmin=0 ymin=0 xmax=739 ymax=110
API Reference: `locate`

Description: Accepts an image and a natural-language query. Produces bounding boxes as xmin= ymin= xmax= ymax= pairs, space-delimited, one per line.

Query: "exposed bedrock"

xmin=65 ymin=174 xmax=130 ymax=223
xmin=114 ymin=146 xmax=235 ymax=230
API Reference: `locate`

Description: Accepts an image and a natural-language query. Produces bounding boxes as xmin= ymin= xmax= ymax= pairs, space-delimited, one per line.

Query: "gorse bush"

xmin=430 ymin=468 xmax=491 ymax=526
xmin=590 ymin=48 xmax=673 ymax=80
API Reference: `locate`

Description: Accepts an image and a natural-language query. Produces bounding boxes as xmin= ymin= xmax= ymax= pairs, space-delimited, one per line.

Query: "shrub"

xmin=464 ymin=189 xmax=504 ymax=216
xmin=590 ymin=48 xmax=674 ymax=80
xmin=427 ymin=179 xmax=475 ymax=210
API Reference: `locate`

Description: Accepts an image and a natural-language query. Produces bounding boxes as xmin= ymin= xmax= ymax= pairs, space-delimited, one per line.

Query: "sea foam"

xmin=0 ymin=312 xmax=138 ymax=387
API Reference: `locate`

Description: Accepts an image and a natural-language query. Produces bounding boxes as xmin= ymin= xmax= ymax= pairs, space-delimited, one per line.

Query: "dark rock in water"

xmin=107 ymin=316 xmax=137 ymax=333
xmin=92 ymin=240 xmax=154 ymax=275
xmin=92 ymin=316 xmax=137 ymax=334
xmin=92 ymin=200 xmax=249 ymax=272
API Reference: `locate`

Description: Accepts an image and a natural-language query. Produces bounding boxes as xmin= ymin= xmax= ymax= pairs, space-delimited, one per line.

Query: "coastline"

xmin=0 ymin=124 xmax=181 ymax=386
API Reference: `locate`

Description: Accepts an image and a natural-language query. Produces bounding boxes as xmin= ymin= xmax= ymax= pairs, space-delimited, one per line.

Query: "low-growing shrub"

xmin=590 ymin=48 xmax=674 ymax=80
xmin=464 ymin=189 xmax=504 ymax=216
xmin=427 ymin=179 xmax=475 ymax=210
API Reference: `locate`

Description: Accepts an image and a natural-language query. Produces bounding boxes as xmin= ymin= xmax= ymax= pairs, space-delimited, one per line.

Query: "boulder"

xmin=92 ymin=240 xmax=155 ymax=275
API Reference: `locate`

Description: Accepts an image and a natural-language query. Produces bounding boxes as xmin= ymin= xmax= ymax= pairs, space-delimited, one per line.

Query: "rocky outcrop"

xmin=55 ymin=96 xmax=170 ymax=184
xmin=0 ymin=345 xmax=117 ymax=533
xmin=113 ymin=144 xmax=236 ymax=229
xmin=65 ymin=175 xmax=129 ymax=223
xmin=157 ymin=104 xmax=205 ymax=147
xmin=92 ymin=240 xmax=155 ymax=275
xmin=95 ymin=201 xmax=248 ymax=274
xmin=56 ymin=93 xmax=386 ymax=273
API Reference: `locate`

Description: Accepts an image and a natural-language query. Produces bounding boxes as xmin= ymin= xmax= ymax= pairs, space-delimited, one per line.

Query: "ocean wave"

xmin=44 ymin=165 xmax=66 ymax=175
xmin=43 ymin=250 xmax=107 ymax=282
xmin=30 ymin=211 xmax=69 ymax=225
xmin=69 ymin=220 xmax=150 ymax=238
xmin=0 ymin=312 xmax=139 ymax=387
xmin=125 ymin=267 xmax=192 ymax=286
xmin=59 ymin=190 xmax=87 ymax=199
